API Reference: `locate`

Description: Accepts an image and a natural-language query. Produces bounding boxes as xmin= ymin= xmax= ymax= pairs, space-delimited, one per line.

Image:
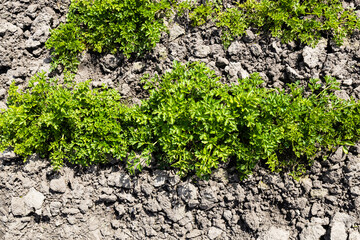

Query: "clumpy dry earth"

xmin=1 ymin=0 xmax=360 ymax=239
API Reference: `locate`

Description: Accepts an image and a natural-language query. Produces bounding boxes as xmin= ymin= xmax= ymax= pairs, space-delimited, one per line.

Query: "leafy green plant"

xmin=176 ymin=0 xmax=223 ymax=26
xmin=139 ymin=61 xmax=360 ymax=179
xmin=0 ymin=72 xmax=147 ymax=170
xmin=1 ymin=62 xmax=360 ymax=179
xmin=216 ymin=7 xmax=248 ymax=48
xmin=176 ymin=0 xmax=359 ymax=47
xmin=239 ymin=0 xmax=360 ymax=46
xmin=46 ymin=0 xmax=172 ymax=72
xmin=175 ymin=0 xmax=193 ymax=17
xmin=188 ymin=2 xmax=217 ymax=26
xmin=45 ymin=22 xmax=86 ymax=73
xmin=45 ymin=0 xmax=360 ymax=72
xmin=139 ymin=61 xmax=236 ymax=178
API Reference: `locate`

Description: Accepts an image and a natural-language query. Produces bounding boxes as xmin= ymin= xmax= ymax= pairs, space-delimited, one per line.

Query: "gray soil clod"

xmin=1 ymin=0 xmax=360 ymax=239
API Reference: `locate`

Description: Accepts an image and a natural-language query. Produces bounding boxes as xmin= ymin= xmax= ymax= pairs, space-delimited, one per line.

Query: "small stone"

xmin=227 ymin=41 xmax=242 ymax=55
xmin=237 ymin=67 xmax=250 ymax=79
xmin=0 ymin=19 xmax=19 ymax=36
xmin=0 ymin=54 xmax=11 ymax=73
xmin=23 ymin=157 xmax=47 ymax=173
xmin=224 ymin=192 xmax=236 ymax=202
xmin=101 ymin=187 xmax=113 ymax=195
xmin=25 ymin=38 xmax=41 ymax=50
xmin=331 ymin=60 xmax=347 ymax=78
xmin=199 ymin=186 xmax=218 ymax=210
xmin=179 ymin=212 xmax=193 ymax=227
xmin=132 ymin=62 xmax=145 ymax=74
xmin=286 ymin=65 xmax=302 ymax=81
xmin=67 ymin=216 xmax=77 ymax=225
xmin=89 ymin=229 xmax=102 ymax=240
xmin=23 ymin=187 xmax=45 ymax=211
xmin=167 ymin=205 xmax=186 ymax=223
xmin=310 ymin=189 xmax=328 ymax=199
xmin=243 ymin=29 xmax=255 ymax=43
xmin=215 ymin=57 xmax=229 ymax=68
xmin=101 ymin=227 xmax=113 ymax=237
xmin=332 ymin=212 xmax=356 ymax=229
xmin=325 ymin=195 xmax=338 ymax=204
xmin=210 ymin=44 xmax=225 ymax=58
xmin=225 ymin=66 xmax=236 ymax=77
xmin=117 ymin=192 xmax=135 ymax=203
xmin=169 ymin=23 xmax=185 ymax=41
xmin=212 ymin=169 xmax=229 ymax=185
xmin=55 ymin=219 xmax=62 ymax=227
xmin=208 ymin=227 xmax=222 ymax=240
xmin=345 ymin=154 xmax=360 ymax=172
xmin=78 ymin=199 xmax=92 ymax=213
xmin=144 ymin=199 xmax=162 ymax=213
xmin=213 ymin=218 xmax=226 ymax=231
xmin=88 ymin=217 xmax=102 ymax=231
xmin=11 ymin=198 xmax=30 ymax=217
xmin=8 ymin=219 xmax=28 ymax=231
xmin=168 ymin=175 xmax=180 ymax=186
xmin=193 ymin=44 xmax=211 ymax=58
xmin=250 ymin=44 xmax=262 ymax=57
xmin=49 ymin=202 xmax=62 ymax=216
xmin=177 ymin=183 xmax=198 ymax=203
xmin=330 ymin=222 xmax=347 ymax=240
xmin=271 ymin=42 xmax=282 ymax=54
xmin=311 ymin=203 xmax=324 ymax=216
xmin=11 ymin=67 xmax=27 ymax=79
xmin=63 ymin=208 xmax=80 ymax=215
xmin=120 ymin=83 xmax=131 ymax=96
xmin=322 ymin=168 xmax=342 ymax=184
xmin=186 ymin=229 xmax=202 ymax=238
xmin=141 ymin=183 xmax=154 ymax=196
xmin=101 ymin=54 xmax=120 ymax=70
xmin=108 ymin=172 xmax=133 ymax=189
xmin=335 ymin=90 xmax=350 ymax=100
xmin=303 ymin=46 xmax=320 ymax=68
xmin=258 ymin=226 xmax=290 ymax=240
xmin=234 ymin=185 xmax=246 ymax=202
xmin=114 ymin=204 xmax=126 ymax=216
xmin=152 ymin=170 xmax=167 ymax=187
xmin=154 ymin=44 xmax=168 ymax=60
xmin=111 ymin=220 xmax=120 ymax=229
xmin=343 ymin=79 xmax=353 ymax=86
xmin=243 ymin=211 xmax=259 ymax=231
xmin=295 ymin=197 xmax=308 ymax=210
xmin=144 ymin=225 xmax=157 ymax=237
xmin=330 ymin=147 xmax=347 ymax=163
xmin=223 ymin=210 xmax=232 ymax=222
xmin=26 ymin=5 xmax=38 ymax=17
xmin=311 ymin=217 xmax=329 ymax=226
xmin=351 ymin=186 xmax=360 ymax=196
xmin=227 ymin=62 xmax=249 ymax=80
xmin=99 ymin=194 xmax=117 ymax=203
xmin=354 ymin=197 xmax=360 ymax=211
xmin=91 ymin=81 xmax=104 ymax=88
xmin=299 ymin=225 xmax=326 ymax=240
xmin=49 ymin=177 xmax=67 ymax=193
xmin=188 ymin=199 xmax=199 ymax=208
xmin=20 ymin=217 xmax=32 ymax=222
xmin=72 ymin=183 xmax=85 ymax=199
xmin=100 ymin=226 xmax=113 ymax=237
xmin=169 ymin=42 xmax=187 ymax=59
xmin=349 ymin=230 xmax=360 ymax=240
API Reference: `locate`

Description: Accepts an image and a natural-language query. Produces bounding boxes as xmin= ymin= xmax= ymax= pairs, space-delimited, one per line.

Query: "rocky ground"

xmin=1 ymin=0 xmax=360 ymax=239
